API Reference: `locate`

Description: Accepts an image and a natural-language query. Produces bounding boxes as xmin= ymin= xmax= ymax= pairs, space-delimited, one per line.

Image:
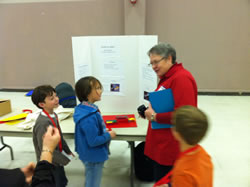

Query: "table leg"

xmin=0 ymin=136 xmax=14 ymax=160
xmin=128 ymin=141 xmax=135 ymax=187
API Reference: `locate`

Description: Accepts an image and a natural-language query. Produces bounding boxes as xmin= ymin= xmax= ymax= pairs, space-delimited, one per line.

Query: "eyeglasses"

xmin=96 ymin=86 xmax=103 ymax=91
xmin=148 ymin=57 xmax=166 ymax=67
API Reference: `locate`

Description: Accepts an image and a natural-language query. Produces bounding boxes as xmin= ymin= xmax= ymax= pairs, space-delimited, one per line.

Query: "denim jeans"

xmin=84 ymin=161 xmax=104 ymax=187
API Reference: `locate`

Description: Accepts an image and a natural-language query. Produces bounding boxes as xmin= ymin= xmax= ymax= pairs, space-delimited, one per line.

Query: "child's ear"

xmin=38 ymin=102 xmax=45 ymax=108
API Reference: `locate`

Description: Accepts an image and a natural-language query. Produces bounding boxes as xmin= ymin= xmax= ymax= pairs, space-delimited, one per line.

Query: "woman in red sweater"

xmin=144 ymin=43 xmax=198 ymax=181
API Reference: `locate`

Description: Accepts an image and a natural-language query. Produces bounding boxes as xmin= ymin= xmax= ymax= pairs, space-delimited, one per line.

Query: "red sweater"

xmin=144 ymin=63 xmax=197 ymax=165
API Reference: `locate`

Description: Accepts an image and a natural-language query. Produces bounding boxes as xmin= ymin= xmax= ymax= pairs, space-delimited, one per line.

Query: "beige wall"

xmin=146 ymin=0 xmax=250 ymax=92
xmin=0 ymin=0 xmax=124 ymax=89
xmin=124 ymin=0 xmax=146 ymax=35
xmin=0 ymin=0 xmax=250 ymax=92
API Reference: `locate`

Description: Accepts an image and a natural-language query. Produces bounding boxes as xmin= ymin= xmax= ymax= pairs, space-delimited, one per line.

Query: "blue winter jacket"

xmin=73 ymin=102 xmax=111 ymax=162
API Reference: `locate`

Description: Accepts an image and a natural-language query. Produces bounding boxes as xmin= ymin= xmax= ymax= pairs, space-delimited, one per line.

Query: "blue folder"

xmin=149 ymin=88 xmax=174 ymax=129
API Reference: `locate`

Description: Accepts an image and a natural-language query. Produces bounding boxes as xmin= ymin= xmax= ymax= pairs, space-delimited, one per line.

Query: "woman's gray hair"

xmin=148 ymin=43 xmax=176 ymax=64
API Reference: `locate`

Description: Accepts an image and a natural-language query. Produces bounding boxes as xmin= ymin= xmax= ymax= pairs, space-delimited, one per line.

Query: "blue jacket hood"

xmin=73 ymin=103 xmax=98 ymax=124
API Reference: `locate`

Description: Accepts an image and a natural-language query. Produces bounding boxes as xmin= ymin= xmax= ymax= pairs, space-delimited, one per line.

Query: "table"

xmin=0 ymin=112 xmax=148 ymax=187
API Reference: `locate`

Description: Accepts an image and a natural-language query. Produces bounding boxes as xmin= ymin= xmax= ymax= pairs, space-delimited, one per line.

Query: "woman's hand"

xmin=145 ymin=103 xmax=156 ymax=121
xmin=20 ymin=162 xmax=36 ymax=184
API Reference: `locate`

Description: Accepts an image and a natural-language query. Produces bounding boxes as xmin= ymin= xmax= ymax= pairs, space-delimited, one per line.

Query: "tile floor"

xmin=0 ymin=92 xmax=250 ymax=187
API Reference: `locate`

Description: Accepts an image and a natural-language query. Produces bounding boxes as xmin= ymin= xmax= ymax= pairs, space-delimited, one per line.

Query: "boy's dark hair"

xmin=31 ymin=85 xmax=56 ymax=109
xmin=75 ymin=76 xmax=102 ymax=102
xmin=172 ymin=105 xmax=208 ymax=145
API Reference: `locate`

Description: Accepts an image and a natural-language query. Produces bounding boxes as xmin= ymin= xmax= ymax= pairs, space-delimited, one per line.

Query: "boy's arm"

xmin=36 ymin=122 xmax=70 ymax=166
xmin=81 ymin=117 xmax=111 ymax=147
xmin=32 ymin=126 xmax=59 ymax=187
xmin=35 ymin=123 xmax=50 ymax=159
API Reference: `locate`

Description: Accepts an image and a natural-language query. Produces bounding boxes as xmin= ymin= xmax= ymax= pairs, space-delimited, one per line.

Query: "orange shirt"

xmin=172 ymin=146 xmax=213 ymax=187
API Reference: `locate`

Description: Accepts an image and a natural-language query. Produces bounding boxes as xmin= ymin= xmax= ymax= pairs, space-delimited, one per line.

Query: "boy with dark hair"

xmin=31 ymin=85 xmax=73 ymax=187
xmin=155 ymin=105 xmax=213 ymax=187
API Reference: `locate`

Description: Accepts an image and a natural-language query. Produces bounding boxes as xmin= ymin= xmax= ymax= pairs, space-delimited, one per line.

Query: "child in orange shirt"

xmin=155 ymin=105 xmax=213 ymax=187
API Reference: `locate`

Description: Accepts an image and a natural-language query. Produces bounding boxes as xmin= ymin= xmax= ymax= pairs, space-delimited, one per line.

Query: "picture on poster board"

xmin=111 ymin=83 xmax=120 ymax=92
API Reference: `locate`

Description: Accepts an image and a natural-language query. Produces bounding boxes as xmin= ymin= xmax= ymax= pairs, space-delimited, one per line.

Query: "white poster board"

xmin=72 ymin=35 xmax=158 ymax=113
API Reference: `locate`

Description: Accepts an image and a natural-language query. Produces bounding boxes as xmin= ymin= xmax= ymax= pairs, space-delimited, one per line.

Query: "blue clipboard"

xmin=149 ymin=88 xmax=174 ymax=129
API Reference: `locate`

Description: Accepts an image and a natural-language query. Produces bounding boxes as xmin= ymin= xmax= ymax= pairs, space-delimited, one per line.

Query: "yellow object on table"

xmin=0 ymin=113 xmax=28 ymax=125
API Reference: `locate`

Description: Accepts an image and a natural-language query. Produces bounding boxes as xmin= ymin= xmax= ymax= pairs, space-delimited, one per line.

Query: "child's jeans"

xmin=84 ymin=161 xmax=104 ymax=187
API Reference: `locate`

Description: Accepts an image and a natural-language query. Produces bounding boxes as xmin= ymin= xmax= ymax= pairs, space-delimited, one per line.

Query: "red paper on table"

xmin=102 ymin=114 xmax=137 ymax=128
